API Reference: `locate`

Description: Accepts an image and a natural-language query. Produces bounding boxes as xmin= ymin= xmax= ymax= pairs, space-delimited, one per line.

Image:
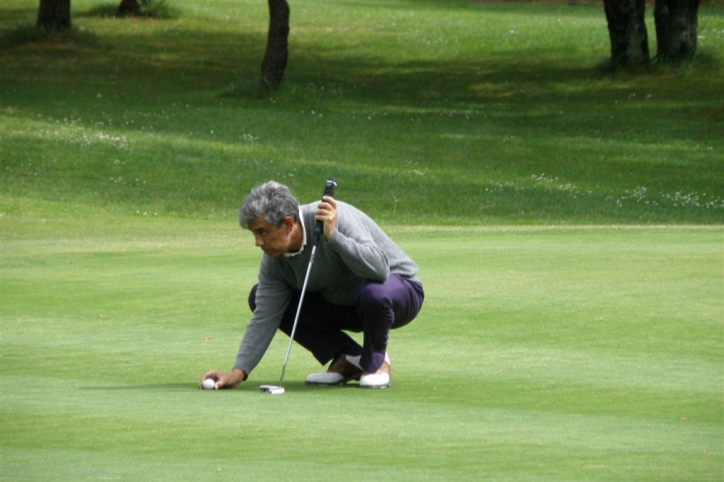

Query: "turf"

xmin=1 ymin=223 xmax=722 ymax=481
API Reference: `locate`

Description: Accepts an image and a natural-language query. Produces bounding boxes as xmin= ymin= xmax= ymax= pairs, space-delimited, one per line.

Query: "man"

xmin=200 ymin=181 xmax=424 ymax=389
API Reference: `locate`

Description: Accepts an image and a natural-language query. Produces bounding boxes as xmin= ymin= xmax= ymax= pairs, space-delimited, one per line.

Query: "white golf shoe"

xmin=306 ymin=354 xmax=362 ymax=385
xmin=360 ymin=353 xmax=391 ymax=389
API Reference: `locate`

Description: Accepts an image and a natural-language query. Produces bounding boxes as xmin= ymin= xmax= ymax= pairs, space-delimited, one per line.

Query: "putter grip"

xmin=314 ymin=179 xmax=337 ymax=243
xmin=322 ymin=179 xmax=337 ymax=198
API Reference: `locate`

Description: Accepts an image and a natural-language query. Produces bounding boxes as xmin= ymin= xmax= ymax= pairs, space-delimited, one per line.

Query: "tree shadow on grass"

xmin=3 ymin=2 xmax=720 ymax=113
xmin=2 ymin=3 xmax=721 ymax=225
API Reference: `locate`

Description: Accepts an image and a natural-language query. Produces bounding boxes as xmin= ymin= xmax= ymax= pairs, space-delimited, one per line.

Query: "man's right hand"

xmin=199 ymin=368 xmax=246 ymax=389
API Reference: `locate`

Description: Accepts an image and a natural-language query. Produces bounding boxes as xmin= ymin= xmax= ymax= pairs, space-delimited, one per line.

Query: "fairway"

xmin=1 ymin=222 xmax=722 ymax=481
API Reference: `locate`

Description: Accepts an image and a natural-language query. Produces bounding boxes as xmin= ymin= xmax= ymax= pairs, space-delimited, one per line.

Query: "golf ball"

xmin=202 ymin=379 xmax=215 ymax=390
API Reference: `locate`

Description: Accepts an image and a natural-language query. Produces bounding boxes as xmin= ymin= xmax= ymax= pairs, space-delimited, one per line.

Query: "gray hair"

xmin=238 ymin=181 xmax=299 ymax=229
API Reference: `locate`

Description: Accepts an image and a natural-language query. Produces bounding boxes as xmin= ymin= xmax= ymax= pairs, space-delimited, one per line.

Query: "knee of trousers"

xmin=356 ymin=283 xmax=393 ymax=317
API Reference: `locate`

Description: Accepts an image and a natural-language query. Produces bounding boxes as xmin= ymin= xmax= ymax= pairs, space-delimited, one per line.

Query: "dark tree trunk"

xmin=654 ymin=0 xmax=700 ymax=63
xmin=603 ymin=0 xmax=650 ymax=69
xmin=117 ymin=0 xmax=141 ymax=17
xmin=36 ymin=0 xmax=71 ymax=32
xmin=260 ymin=0 xmax=290 ymax=89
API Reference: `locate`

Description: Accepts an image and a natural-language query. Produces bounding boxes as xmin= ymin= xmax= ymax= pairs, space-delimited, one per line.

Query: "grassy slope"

xmin=0 ymin=0 xmax=723 ymax=225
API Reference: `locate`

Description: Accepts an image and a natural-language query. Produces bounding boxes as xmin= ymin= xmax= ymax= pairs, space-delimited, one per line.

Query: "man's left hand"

xmin=315 ymin=195 xmax=338 ymax=240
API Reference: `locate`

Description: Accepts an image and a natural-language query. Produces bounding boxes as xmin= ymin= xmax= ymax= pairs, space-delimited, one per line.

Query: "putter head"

xmin=260 ymin=384 xmax=285 ymax=395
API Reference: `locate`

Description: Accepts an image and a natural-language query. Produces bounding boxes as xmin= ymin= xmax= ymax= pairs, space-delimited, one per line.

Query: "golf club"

xmin=260 ymin=178 xmax=337 ymax=395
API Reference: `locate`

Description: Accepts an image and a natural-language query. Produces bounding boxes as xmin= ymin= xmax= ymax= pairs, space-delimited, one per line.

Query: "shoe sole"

xmin=360 ymin=384 xmax=389 ymax=389
xmin=360 ymin=375 xmax=390 ymax=389
xmin=305 ymin=373 xmax=362 ymax=386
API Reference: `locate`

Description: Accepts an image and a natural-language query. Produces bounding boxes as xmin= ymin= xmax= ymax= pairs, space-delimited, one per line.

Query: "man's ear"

xmin=282 ymin=216 xmax=296 ymax=233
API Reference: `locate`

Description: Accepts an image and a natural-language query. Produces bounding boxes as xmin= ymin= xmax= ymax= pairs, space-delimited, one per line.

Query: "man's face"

xmin=249 ymin=215 xmax=293 ymax=258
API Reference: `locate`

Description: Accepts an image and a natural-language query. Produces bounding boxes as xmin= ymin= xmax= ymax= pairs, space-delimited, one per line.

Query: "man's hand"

xmin=199 ymin=368 xmax=245 ymax=390
xmin=315 ymin=195 xmax=338 ymax=240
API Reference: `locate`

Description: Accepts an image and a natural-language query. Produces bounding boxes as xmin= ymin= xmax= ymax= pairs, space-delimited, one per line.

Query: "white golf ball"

xmin=202 ymin=379 xmax=215 ymax=390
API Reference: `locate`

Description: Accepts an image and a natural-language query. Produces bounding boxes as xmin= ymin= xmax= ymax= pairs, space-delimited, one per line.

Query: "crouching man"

xmin=200 ymin=181 xmax=424 ymax=389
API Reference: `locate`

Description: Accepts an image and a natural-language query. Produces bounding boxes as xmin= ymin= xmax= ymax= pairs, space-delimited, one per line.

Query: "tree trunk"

xmin=37 ymin=0 xmax=71 ymax=32
xmin=260 ymin=0 xmax=290 ymax=89
xmin=603 ymin=0 xmax=650 ymax=69
xmin=654 ymin=0 xmax=700 ymax=63
xmin=117 ymin=0 xmax=141 ymax=17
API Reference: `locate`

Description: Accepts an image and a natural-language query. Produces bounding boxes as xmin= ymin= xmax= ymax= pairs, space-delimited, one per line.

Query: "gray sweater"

xmin=234 ymin=200 xmax=419 ymax=376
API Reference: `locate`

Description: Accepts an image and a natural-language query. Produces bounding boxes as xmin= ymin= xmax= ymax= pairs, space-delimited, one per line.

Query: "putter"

xmin=261 ymin=179 xmax=337 ymax=395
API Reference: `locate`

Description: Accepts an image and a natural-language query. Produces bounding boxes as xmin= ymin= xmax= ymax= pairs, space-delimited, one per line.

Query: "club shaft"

xmin=278 ymin=244 xmax=317 ymax=386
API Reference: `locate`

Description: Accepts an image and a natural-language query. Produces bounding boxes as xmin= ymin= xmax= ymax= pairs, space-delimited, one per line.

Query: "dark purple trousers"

xmin=248 ymin=274 xmax=424 ymax=373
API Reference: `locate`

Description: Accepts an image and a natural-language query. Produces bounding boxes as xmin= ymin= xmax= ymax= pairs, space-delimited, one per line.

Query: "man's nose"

xmin=255 ymin=235 xmax=264 ymax=247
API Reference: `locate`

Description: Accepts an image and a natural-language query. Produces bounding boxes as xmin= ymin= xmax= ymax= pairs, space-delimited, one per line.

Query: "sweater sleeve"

xmin=326 ymin=229 xmax=390 ymax=282
xmin=324 ymin=204 xmax=391 ymax=282
xmin=233 ymin=265 xmax=292 ymax=376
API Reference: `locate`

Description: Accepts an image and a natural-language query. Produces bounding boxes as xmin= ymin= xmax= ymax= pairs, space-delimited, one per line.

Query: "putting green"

xmin=1 ymin=225 xmax=721 ymax=481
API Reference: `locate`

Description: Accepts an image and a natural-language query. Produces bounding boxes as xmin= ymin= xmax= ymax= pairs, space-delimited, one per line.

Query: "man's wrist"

xmin=232 ymin=367 xmax=247 ymax=382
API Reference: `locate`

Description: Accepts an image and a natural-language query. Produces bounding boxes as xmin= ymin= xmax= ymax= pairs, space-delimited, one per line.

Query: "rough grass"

xmin=1 ymin=0 xmax=723 ymax=225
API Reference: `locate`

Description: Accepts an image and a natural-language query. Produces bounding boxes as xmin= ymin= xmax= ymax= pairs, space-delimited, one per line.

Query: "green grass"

xmin=1 ymin=223 xmax=722 ymax=481
xmin=1 ymin=0 xmax=723 ymax=480
xmin=1 ymin=0 xmax=723 ymax=224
